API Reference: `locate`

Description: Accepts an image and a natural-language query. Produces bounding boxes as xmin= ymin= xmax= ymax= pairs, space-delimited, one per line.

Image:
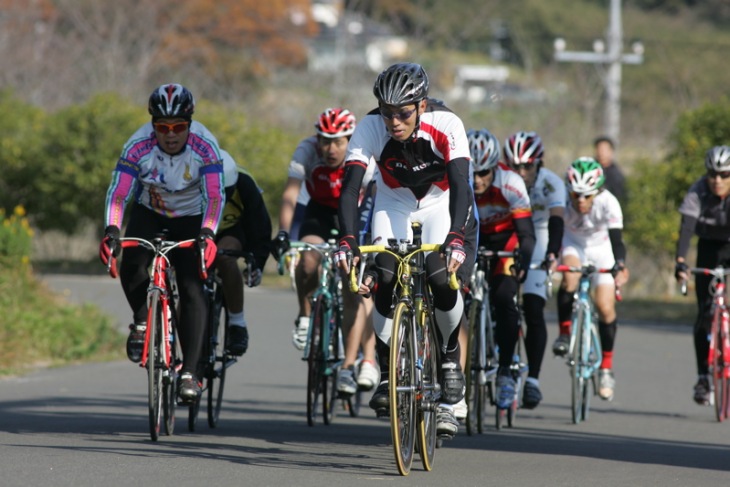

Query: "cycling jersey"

xmin=475 ymin=163 xmax=532 ymax=236
xmin=104 ymin=121 xmax=224 ymax=233
xmin=287 ymin=136 xmax=374 ymax=210
xmin=218 ymin=154 xmax=272 ymax=271
xmin=342 ymin=100 xmax=473 ymax=239
xmin=563 ymin=189 xmax=623 ymax=248
xmin=678 ymin=176 xmax=730 ymax=244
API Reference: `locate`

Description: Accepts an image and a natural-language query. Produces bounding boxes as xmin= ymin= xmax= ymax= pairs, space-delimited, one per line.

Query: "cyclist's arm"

xmin=238 ymin=173 xmax=273 ymax=270
xmin=278 ymin=177 xmax=301 ymax=233
xmin=200 ymin=158 xmax=225 ymax=233
xmin=608 ymin=228 xmax=626 ymax=263
xmin=675 ymin=214 xmax=697 ymax=263
xmin=514 ymin=215 xmax=536 ymax=271
xmin=446 ymin=157 xmax=474 ymax=237
xmin=104 ymin=159 xmax=139 ymax=229
xmin=338 ymin=161 xmax=367 ymax=239
xmin=546 ymin=208 xmax=565 ymax=258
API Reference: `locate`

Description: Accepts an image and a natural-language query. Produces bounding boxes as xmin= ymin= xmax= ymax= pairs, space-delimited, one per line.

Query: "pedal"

xmin=437 ymin=433 xmax=455 ymax=441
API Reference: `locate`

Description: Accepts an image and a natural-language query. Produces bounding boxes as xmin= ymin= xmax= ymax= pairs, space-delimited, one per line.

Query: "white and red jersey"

xmin=563 ymin=189 xmax=623 ymax=248
xmin=475 ymin=163 xmax=532 ymax=235
xmin=103 ymin=121 xmax=225 ymax=233
xmin=288 ymin=135 xmax=373 ymax=209
xmin=345 ymin=104 xmax=471 ymax=212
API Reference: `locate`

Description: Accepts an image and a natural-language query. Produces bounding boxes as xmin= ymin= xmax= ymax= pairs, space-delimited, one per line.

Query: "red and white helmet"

xmin=315 ymin=108 xmax=357 ymax=138
xmin=503 ymin=131 xmax=544 ymax=167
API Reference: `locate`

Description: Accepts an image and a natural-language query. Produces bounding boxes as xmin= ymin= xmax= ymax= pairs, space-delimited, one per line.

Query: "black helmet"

xmin=148 ymin=83 xmax=195 ymax=119
xmin=373 ymin=62 xmax=429 ymax=106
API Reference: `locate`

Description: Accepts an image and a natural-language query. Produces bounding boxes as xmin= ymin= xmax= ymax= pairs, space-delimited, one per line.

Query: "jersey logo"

xmin=184 ymin=163 xmax=192 ymax=182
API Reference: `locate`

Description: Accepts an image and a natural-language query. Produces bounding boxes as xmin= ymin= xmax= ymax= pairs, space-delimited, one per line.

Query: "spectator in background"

xmin=594 ymin=136 xmax=626 ymax=203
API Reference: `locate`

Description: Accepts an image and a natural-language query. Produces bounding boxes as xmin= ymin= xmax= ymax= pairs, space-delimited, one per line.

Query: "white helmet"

xmin=467 ymin=128 xmax=501 ymax=171
xmin=705 ymin=146 xmax=730 ymax=172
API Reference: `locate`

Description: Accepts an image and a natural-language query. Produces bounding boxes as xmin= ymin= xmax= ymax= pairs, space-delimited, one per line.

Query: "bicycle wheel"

xmin=417 ymin=306 xmax=439 ymax=472
xmin=464 ymin=296 xmax=480 ymax=436
xmin=507 ymin=328 xmax=526 ymax=428
xmin=570 ymin=306 xmax=586 ymax=425
xmin=146 ymin=289 xmax=164 ymax=441
xmin=306 ymin=299 xmax=326 ymax=426
xmin=208 ymin=290 xmax=228 ymax=428
xmin=163 ymin=308 xmax=179 ymax=436
xmin=712 ymin=307 xmax=728 ymax=422
xmin=390 ymin=302 xmax=416 ymax=476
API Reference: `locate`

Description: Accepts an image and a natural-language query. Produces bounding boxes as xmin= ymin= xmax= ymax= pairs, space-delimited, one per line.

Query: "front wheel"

xmin=464 ymin=296 xmax=480 ymax=436
xmin=146 ymin=290 xmax=164 ymax=441
xmin=417 ymin=305 xmax=439 ymax=471
xmin=390 ymin=302 xmax=416 ymax=476
xmin=307 ymin=300 xmax=326 ymax=426
xmin=712 ymin=310 xmax=729 ymax=422
xmin=208 ymin=294 xmax=228 ymax=428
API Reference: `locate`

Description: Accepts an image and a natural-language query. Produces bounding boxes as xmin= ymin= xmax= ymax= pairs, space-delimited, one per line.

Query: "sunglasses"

xmin=379 ymin=106 xmax=417 ymax=121
xmin=513 ymin=162 xmax=538 ymax=170
xmin=570 ymin=191 xmax=596 ymax=200
xmin=474 ymin=169 xmax=493 ymax=178
xmin=153 ymin=121 xmax=190 ymax=134
xmin=707 ymin=170 xmax=730 ymax=180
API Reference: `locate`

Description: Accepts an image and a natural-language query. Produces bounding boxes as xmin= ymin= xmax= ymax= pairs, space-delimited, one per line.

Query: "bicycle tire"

xmin=417 ymin=304 xmax=438 ymax=471
xmin=571 ymin=305 xmax=586 ymax=425
xmin=163 ymin=304 xmax=179 ymax=436
xmin=306 ymin=299 xmax=326 ymax=426
xmin=146 ymin=289 xmax=164 ymax=441
xmin=464 ymin=296 xmax=480 ymax=436
xmin=208 ymin=290 xmax=228 ymax=428
xmin=390 ymin=302 xmax=416 ymax=476
xmin=712 ymin=306 xmax=728 ymax=422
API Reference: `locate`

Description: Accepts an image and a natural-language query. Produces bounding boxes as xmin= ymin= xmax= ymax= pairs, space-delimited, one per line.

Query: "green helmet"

xmin=566 ymin=157 xmax=605 ymax=194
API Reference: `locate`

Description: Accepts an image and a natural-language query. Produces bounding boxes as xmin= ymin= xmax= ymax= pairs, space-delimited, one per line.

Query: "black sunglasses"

xmin=707 ymin=170 xmax=730 ymax=180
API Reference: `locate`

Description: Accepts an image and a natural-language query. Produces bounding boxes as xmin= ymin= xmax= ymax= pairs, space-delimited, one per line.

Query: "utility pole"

xmin=553 ymin=0 xmax=644 ymax=145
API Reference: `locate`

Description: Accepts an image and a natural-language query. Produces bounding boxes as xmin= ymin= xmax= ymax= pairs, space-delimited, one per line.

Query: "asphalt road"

xmin=2 ymin=275 xmax=727 ymax=486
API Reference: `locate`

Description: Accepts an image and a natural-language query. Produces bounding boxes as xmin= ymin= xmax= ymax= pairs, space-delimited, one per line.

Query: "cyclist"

xmin=503 ymin=131 xmax=564 ymax=409
xmin=335 ymin=62 xmax=478 ymax=437
xmin=675 ymin=146 xmax=730 ymax=405
xmin=271 ymin=108 xmax=379 ymax=392
xmin=553 ymin=157 xmax=629 ymax=401
xmin=216 ymin=149 xmax=273 ymax=356
xmin=466 ymin=128 xmax=536 ymax=412
xmin=98 ymin=83 xmax=225 ymax=403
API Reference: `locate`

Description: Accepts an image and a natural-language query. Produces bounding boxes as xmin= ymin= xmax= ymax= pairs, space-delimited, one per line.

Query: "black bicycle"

xmin=188 ymin=249 xmax=254 ymax=431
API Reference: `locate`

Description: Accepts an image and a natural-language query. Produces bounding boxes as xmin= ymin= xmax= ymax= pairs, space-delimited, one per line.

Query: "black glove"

xmin=611 ymin=259 xmax=626 ymax=277
xmin=675 ymin=261 xmax=688 ymax=280
xmin=335 ymin=234 xmax=360 ymax=264
xmin=99 ymin=225 xmax=120 ymax=266
xmin=271 ymin=230 xmax=290 ymax=260
xmin=440 ymin=232 xmax=466 ymax=265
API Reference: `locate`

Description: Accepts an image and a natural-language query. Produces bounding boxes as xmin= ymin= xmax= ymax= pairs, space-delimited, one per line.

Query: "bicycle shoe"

xmin=368 ymin=380 xmax=390 ymax=414
xmin=440 ymin=361 xmax=466 ymax=404
xmin=177 ymin=372 xmax=202 ymax=404
xmin=598 ymin=368 xmax=615 ymax=401
xmin=693 ymin=375 xmax=711 ymax=406
xmin=495 ymin=369 xmax=516 ymax=410
xmin=227 ymin=325 xmax=249 ymax=356
xmin=292 ymin=316 xmax=309 ymax=351
xmin=452 ymin=397 xmax=467 ymax=421
xmin=436 ymin=404 xmax=459 ymax=437
xmin=357 ymin=360 xmax=380 ymax=391
xmin=126 ymin=323 xmax=146 ymax=364
xmin=522 ymin=379 xmax=543 ymax=409
xmin=552 ymin=334 xmax=570 ymax=357
xmin=336 ymin=367 xmax=358 ymax=396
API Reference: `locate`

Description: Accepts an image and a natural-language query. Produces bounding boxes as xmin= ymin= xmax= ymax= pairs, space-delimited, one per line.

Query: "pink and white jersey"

xmin=288 ymin=135 xmax=374 ymax=209
xmin=104 ymin=121 xmax=225 ymax=232
xmin=474 ymin=163 xmax=532 ymax=235
xmin=563 ymin=189 xmax=623 ymax=248
xmin=345 ymin=104 xmax=470 ymax=211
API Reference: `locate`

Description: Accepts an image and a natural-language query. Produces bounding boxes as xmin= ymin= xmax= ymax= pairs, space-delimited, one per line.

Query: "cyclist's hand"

xmin=271 ymin=230 xmax=290 ymax=260
xmin=197 ymin=229 xmax=217 ymax=279
xmin=440 ymin=232 xmax=466 ymax=273
xmin=335 ymin=234 xmax=359 ymax=273
xmin=543 ymin=253 xmax=557 ymax=272
xmin=612 ymin=260 xmax=629 ymax=288
xmin=245 ymin=267 xmax=263 ymax=288
xmin=99 ymin=225 xmax=120 ymax=277
xmin=675 ymin=261 xmax=689 ymax=282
